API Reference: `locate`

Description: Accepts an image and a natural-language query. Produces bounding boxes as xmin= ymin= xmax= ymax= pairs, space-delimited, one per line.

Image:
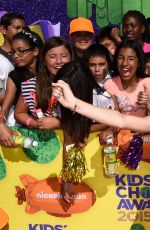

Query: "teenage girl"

xmin=14 ymin=36 xmax=73 ymax=130
xmin=104 ymin=40 xmax=150 ymax=118
xmin=0 ymin=29 xmax=43 ymax=147
xmin=55 ymin=61 xmax=94 ymax=202
xmin=112 ymin=10 xmax=150 ymax=53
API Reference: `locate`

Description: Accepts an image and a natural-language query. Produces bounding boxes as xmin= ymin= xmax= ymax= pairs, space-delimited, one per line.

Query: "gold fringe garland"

xmin=60 ymin=146 xmax=88 ymax=183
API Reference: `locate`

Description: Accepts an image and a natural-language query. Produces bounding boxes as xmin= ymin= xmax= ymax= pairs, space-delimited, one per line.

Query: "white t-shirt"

xmin=0 ymin=53 xmax=15 ymax=126
xmin=93 ymin=89 xmax=115 ymax=109
xmin=0 ymin=53 xmax=14 ymax=95
xmin=93 ymin=72 xmax=115 ymax=110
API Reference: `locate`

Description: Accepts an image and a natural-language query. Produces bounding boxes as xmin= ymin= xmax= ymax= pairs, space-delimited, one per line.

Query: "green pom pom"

xmin=12 ymin=126 xmax=60 ymax=163
xmin=130 ymin=224 xmax=145 ymax=230
xmin=0 ymin=155 xmax=6 ymax=179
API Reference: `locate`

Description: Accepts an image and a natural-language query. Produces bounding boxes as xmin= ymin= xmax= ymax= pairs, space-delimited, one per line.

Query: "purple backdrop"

xmin=0 ymin=0 xmax=70 ymax=38
xmin=0 ymin=0 xmax=100 ymax=40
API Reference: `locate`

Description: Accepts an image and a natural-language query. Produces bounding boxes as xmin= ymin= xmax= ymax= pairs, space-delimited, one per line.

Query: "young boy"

xmin=0 ymin=12 xmax=26 ymax=104
xmin=69 ymin=17 xmax=94 ymax=59
xmin=95 ymin=26 xmax=121 ymax=56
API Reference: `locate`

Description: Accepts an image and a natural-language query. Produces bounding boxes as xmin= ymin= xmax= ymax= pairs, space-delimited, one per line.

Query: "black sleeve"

xmin=8 ymin=68 xmax=31 ymax=105
xmin=9 ymin=69 xmax=22 ymax=89
xmin=8 ymin=69 xmax=23 ymax=105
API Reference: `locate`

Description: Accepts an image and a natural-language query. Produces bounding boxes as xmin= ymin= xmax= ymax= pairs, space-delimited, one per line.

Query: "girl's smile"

xmin=117 ymin=47 xmax=139 ymax=81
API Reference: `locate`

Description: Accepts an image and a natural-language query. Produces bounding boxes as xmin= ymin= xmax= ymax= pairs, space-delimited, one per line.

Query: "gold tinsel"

xmin=60 ymin=146 xmax=88 ymax=183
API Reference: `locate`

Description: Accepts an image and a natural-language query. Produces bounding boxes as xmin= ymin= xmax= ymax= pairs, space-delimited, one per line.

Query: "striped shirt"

xmin=21 ymin=77 xmax=57 ymax=119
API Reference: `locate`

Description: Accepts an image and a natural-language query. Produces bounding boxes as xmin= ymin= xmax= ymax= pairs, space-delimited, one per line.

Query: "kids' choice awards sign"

xmin=116 ymin=174 xmax=150 ymax=222
xmin=28 ymin=224 xmax=67 ymax=230
xmin=0 ymin=131 xmax=149 ymax=230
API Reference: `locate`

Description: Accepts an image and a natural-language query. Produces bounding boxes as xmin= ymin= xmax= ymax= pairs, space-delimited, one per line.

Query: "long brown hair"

xmin=56 ymin=61 xmax=94 ymax=145
xmin=36 ymin=36 xmax=73 ymax=112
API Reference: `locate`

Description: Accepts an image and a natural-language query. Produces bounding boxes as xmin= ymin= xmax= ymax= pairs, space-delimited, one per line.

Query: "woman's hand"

xmin=52 ymin=80 xmax=76 ymax=110
xmin=0 ymin=123 xmax=18 ymax=147
xmin=37 ymin=117 xmax=61 ymax=130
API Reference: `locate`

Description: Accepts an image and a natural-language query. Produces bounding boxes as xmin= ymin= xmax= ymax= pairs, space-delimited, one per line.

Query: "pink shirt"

xmin=143 ymin=42 xmax=150 ymax=53
xmin=104 ymin=76 xmax=150 ymax=116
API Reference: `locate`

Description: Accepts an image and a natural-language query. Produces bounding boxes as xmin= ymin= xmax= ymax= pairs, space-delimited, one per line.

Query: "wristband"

xmin=26 ymin=117 xmax=34 ymax=127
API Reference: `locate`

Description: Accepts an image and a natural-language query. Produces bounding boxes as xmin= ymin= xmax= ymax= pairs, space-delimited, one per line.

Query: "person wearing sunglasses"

xmin=0 ymin=29 xmax=43 ymax=147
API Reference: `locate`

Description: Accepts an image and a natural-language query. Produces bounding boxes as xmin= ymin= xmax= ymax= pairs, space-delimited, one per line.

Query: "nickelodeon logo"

xmin=36 ymin=192 xmax=87 ymax=200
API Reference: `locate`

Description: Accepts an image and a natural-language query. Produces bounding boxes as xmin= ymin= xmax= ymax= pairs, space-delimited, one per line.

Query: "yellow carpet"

xmin=0 ymin=130 xmax=149 ymax=230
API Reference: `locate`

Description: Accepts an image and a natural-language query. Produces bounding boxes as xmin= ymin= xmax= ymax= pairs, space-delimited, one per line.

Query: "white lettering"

xmin=36 ymin=192 xmax=87 ymax=200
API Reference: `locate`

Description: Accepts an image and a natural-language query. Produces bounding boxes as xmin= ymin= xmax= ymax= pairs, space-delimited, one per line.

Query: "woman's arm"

xmin=52 ymin=80 xmax=150 ymax=133
xmin=14 ymin=94 xmax=38 ymax=128
xmin=1 ymin=78 xmax=16 ymax=117
xmin=0 ymin=95 xmax=4 ymax=105
xmin=0 ymin=78 xmax=18 ymax=147
xmin=71 ymin=98 xmax=150 ymax=133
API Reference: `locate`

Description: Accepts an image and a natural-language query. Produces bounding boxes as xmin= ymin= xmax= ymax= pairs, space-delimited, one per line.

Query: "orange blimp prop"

xmin=15 ymin=175 xmax=96 ymax=217
xmin=0 ymin=208 xmax=9 ymax=229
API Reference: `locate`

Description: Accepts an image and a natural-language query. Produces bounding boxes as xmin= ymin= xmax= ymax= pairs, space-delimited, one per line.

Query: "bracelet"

xmin=72 ymin=98 xmax=77 ymax=114
xmin=26 ymin=117 xmax=34 ymax=127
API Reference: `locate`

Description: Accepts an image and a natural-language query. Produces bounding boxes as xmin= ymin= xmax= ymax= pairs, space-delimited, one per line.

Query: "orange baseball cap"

xmin=0 ymin=208 xmax=9 ymax=229
xmin=69 ymin=17 xmax=94 ymax=35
